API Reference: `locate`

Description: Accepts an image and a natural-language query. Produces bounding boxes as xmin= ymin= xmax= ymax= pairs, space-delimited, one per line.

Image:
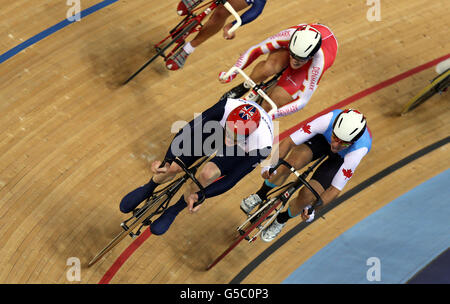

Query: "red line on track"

xmin=98 ymin=53 xmax=449 ymax=284
xmin=98 ymin=228 xmax=152 ymax=284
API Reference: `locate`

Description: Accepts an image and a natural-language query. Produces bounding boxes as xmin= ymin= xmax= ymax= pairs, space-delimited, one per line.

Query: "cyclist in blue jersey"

xmin=166 ymin=0 xmax=267 ymax=70
xmin=240 ymin=109 xmax=372 ymax=242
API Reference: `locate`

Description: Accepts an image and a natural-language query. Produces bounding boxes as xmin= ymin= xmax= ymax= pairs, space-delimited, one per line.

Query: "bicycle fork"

xmin=237 ymin=185 xmax=298 ymax=243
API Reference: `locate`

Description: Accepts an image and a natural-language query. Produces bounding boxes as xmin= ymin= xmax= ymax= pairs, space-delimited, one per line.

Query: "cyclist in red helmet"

xmin=119 ymin=96 xmax=274 ymax=235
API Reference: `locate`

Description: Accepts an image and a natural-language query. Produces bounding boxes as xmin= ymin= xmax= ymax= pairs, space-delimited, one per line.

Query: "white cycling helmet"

xmin=332 ymin=109 xmax=367 ymax=142
xmin=289 ymin=25 xmax=322 ymax=61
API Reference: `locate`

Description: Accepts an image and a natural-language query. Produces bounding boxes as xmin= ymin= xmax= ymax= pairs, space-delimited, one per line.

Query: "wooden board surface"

xmin=0 ymin=0 xmax=448 ymax=283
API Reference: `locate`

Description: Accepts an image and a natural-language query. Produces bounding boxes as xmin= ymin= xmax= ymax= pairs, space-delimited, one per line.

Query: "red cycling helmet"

xmin=225 ymin=104 xmax=261 ymax=137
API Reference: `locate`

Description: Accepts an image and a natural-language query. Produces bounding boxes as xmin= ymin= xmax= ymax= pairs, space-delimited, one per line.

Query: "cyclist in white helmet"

xmin=240 ymin=109 xmax=372 ymax=242
xmin=220 ymin=23 xmax=338 ymax=120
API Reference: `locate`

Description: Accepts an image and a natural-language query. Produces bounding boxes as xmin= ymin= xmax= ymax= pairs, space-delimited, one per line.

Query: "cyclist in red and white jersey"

xmin=220 ymin=23 xmax=338 ymax=120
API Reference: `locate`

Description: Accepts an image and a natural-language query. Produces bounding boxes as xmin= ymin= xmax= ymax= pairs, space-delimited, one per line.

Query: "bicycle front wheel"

xmin=401 ymin=70 xmax=450 ymax=114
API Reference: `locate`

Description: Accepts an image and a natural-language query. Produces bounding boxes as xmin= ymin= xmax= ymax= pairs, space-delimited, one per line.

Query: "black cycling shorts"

xmin=304 ymin=134 xmax=344 ymax=190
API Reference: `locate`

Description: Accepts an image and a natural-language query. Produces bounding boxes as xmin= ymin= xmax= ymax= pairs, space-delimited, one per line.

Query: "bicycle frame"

xmin=88 ymin=157 xmax=208 ymax=267
xmin=237 ymin=156 xmax=326 ymax=242
xmin=223 ymin=67 xmax=279 ymax=117
xmin=206 ymin=155 xmax=327 ymax=270
xmin=123 ymin=0 xmax=241 ymax=84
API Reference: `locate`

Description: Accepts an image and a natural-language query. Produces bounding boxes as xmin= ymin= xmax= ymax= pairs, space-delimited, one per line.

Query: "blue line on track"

xmin=0 ymin=0 xmax=118 ymax=64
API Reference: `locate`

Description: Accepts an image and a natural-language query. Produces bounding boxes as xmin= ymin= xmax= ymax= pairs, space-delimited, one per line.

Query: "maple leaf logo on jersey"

xmin=342 ymin=168 xmax=353 ymax=179
xmin=301 ymin=124 xmax=312 ymax=134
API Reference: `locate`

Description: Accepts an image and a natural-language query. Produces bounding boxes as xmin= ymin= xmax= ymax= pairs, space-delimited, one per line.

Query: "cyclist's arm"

xmin=231 ymin=0 xmax=267 ymax=26
xmin=289 ymin=113 xmax=331 ymax=145
xmin=331 ymin=147 xmax=368 ymax=191
xmin=313 ymin=185 xmax=340 ymax=211
xmin=233 ymin=28 xmax=293 ymax=71
xmin=272 ymin=56 xmax=325 ymax=119
xmin=307 ymin=148 xmax=367 ymax=213
xmin=262 ymin=136 xmax=296 ymax=168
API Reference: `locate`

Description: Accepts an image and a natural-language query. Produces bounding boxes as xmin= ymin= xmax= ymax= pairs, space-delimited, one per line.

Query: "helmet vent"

xmin=349 ymin=128 xmax=358 ymax=135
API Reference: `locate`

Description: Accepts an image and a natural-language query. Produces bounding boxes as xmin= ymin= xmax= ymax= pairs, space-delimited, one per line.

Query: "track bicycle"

xmin=123 ymin=0 xmax=242 ymax=84
xmin=240 ymin=66 xmax=288 ymax=106
xmin=401 ymin=59 xmax=449 ymax=115
xmin=89 ymin=67 xmax=277 ymax=267
xmin=88 ymin=157 xmax=208 ymax=267
xmin=206 ymin=154 xmax=327 ymax=270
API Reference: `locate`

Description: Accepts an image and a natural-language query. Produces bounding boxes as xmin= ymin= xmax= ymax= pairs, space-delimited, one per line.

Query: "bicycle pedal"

xmin=238 ymin=229 xmax=250 ymax=241
xmin=128 ymin=231 xmax=140 ymax=239
xmin=120 ymin=222 xmax=130 ymax=231
xmin=142 ymin=218 xmax=152 ymax=226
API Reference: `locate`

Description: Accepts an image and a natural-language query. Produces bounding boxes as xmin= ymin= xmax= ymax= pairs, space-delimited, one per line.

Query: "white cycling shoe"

xmin=240 ymin=194 xmax=262 ymax=214
xmin=261 ymin=218 xmax=286 ymax=242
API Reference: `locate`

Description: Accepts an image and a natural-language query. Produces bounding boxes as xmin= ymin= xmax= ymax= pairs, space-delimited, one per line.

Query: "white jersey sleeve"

xmin=289 ymin=112 xmax=333 ymax=145
xmin=272 ymin=49 xmax=326 ymax=119
xmin=331 ymin=147 xmax=368 ymax=191
xmin=233 ymin=28 xmax=295 ymax=71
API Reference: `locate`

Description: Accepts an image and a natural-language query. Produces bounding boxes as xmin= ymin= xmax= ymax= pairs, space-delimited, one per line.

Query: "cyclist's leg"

xmin=268 ymin=144 xmax=313 ymax=186
xmin=167 ymin=0 xmax=249 ymax=70
xmin=224 ymin=49 xmax=289 ymax=100
xmin=254 ymin=135 xmax=328 ymax=201
xmin=286 ymin=180 xmax=325 ymax=217
xmin=190 ymin=0 xmax=249 ymax=48
xmin=281 ymin=152 xmax=343 ymax=220
xmin=249 ymin=49 xmax=290 ymax=83
xmin=184 ymin=161 xmax=222 ymax=201
xmin=261 ymin=153 xmax=342 ymax=242
xmin=261 ymin=64 xmax=310 ymax=112
xmin=260 ymin=85 xmax=294 ymax=113
xmin=119 ymin=127 xmax=201 ymax=213
xmin=150 ymin=161 xmax=222 ymax=235
xmin=152 ymin=148 xmax=259 ymax=235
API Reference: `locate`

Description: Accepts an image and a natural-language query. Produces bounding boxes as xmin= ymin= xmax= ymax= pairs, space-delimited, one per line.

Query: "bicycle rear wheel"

xmin=88 ymin=193 xmax=168 ymax=267
xmin=123 ymin=19 xmax=200 ymax=84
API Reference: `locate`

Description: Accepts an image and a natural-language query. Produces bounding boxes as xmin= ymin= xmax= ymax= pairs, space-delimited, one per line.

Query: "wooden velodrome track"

xmin=0 ymin=0 xmax=448 ymax=284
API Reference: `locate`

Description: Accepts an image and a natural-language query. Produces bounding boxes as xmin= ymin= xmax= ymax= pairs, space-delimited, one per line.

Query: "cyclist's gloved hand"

xmin=151 ymin=160 xmax=170 ymax=174
xmin=219 ymin=71 xmax=237 ymax=83
xmin=261 ymin=165 xmax=276 ymax=179
xmin=223 ymin=23 xmax=236 ymax=40
xmin=302 ymin=205 xmax=315 ymax=223
xmin=185 ymin=192 xmax=200 ymax=213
